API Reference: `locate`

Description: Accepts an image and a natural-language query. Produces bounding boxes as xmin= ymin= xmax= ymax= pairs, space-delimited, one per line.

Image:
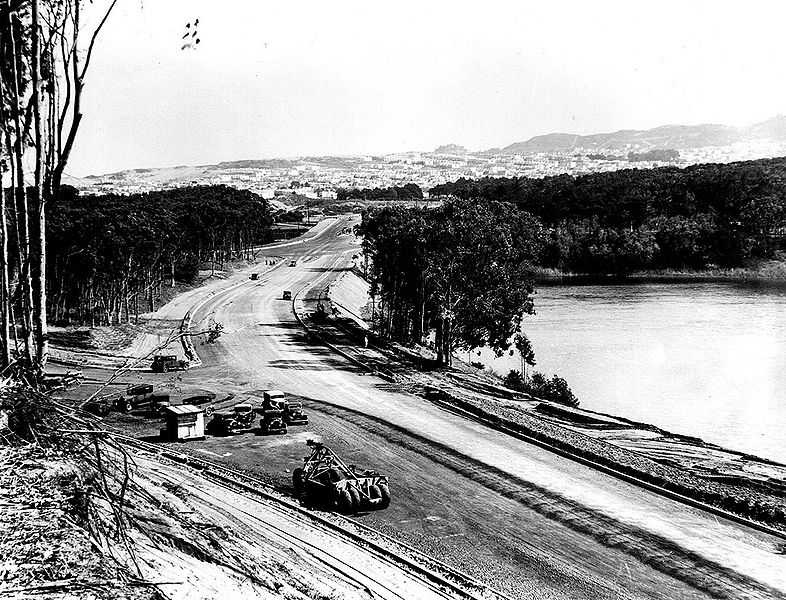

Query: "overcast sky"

xmin=67 ymin=0 xmax=786 ymax=176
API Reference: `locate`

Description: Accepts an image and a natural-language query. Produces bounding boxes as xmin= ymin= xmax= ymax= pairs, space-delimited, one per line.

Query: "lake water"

xmin=477 ymin=280 xmax=786 ymax=464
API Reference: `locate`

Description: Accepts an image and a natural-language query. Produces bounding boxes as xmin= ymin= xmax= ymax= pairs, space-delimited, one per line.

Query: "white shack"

xmin=162 ymin=404 xmax=205 ymax=441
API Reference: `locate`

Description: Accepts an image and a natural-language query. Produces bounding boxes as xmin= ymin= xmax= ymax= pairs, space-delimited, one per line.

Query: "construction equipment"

xmin=260 ymin=390 xmax=287 ymax=435
xmin=207 ymin=402 xmax=257 ymax=435
xmin=151 ymin=354 xmax=190 ymax=373
xmin=292 ymin=440 xmax=390 ymax=514
xmin=282 ymin=290 xmax=292 ymax=300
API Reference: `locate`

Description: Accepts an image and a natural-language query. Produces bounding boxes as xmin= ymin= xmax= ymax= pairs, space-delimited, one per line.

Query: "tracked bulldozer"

xmin=292 ymin=440 xmax=390 ymax=514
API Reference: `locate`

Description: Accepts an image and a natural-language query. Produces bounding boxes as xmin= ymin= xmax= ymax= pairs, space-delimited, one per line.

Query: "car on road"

xmin=289 ymin=260 xmax=297 ymax=267
xmin=152 ymin=354 xmax=190 ymax=373
xmin=114 ymin=384 xmax=171 ymax=414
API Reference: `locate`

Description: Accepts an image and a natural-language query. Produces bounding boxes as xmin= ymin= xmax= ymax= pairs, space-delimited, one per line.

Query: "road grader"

xmin=292 ymin=440 xmax=390 ymax=514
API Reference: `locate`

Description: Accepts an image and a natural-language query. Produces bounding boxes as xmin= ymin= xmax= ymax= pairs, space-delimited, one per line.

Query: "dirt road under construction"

xmin=123 ymin=217 xmax=786 ymax=599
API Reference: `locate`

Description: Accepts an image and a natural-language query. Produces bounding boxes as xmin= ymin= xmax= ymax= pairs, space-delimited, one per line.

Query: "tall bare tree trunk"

xmin=7 ymin=10 xmax=34 ymax=366
xmin=0 ymin=71 xmax=12 ymax=369
xmin=31 ymin=0 xmax=49 ymax=371
xmin=0 ymin=142 xmax=9 ymax=370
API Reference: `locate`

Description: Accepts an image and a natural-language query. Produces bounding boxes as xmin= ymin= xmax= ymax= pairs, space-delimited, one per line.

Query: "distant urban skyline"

xmin=68 ymin=0 xmax=786 ymax=177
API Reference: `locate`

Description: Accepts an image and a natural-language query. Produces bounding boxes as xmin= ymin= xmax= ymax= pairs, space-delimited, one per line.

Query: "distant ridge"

xmin=434 ymin=143 xmax=468 ymax=154
xmin=496 ymin=115 xmax=786 ymax=154
xmin=72 ymin=115 xmax=786 ymax=182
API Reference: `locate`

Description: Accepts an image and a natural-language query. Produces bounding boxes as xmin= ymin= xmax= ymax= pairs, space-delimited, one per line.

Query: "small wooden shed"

xmin=162 ymin=404 xmax=205 ymax=441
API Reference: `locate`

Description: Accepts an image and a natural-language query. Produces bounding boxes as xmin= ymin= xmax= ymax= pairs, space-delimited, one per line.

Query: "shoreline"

xmin=533 ymin=258 xmax=786 ymax=285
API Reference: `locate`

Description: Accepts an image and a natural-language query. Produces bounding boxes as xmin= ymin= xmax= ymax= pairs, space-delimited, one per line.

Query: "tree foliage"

xmin=359 ymin=198 xmax=541 ymax=365
xmin=431 ymin=157 xmax=786 ymax=273
xmin=47 ymin=185 xmax=274 ymax=325
xmin=505 ymin=370 xmax=579 ymax=407
xmin=337 ymin=183 xmax=423 ymax=202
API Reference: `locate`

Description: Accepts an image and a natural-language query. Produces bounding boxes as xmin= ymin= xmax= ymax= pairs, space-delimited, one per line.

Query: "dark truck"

xmin=207 ymin=402 xmax=257 ymax=436
xmin=151 ymin=354 xmax=190 ymax=373
xmin=260 ymin=390 xmax=287 ymax=435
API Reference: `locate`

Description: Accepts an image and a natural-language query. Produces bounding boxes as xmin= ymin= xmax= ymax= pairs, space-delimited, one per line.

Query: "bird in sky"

xmin=181 ymin=18 xmax=200 ymax=50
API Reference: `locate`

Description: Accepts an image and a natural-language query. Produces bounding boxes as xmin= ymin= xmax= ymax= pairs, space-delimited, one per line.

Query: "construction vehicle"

xmin=282 ymin=290 xmax=292 ymax=300
xmin=151 ymin=354 xmax=190 ymax=373
xmin=292 ymin=440 xmax=390 ymax=514
xmin=260 ymin=390 xmax=287 ymax=435
xmin=207 ymin=402 xmax=257 ymax=436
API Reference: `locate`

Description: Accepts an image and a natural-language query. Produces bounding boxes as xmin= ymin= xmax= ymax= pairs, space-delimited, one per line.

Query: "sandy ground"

xmin=49 ymin=216 xmax=786 ymax=600
xmin=126 ymin=449 xmax=476 ymax=600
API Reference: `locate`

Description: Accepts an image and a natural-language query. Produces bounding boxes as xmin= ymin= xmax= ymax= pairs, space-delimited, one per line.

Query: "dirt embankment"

xmin=0 ymin=444 xmax=158 ymax=600
xmin=1 ymin=407 xmax=480 ymax=600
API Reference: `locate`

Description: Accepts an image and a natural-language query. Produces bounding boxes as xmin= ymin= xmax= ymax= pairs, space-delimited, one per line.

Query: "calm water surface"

xmin=479 ymin=281 xmax=786 ymax=464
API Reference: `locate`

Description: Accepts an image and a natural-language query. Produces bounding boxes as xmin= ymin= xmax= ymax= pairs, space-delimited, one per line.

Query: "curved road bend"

xmin=191 ymin=216 xmax=786 ymax=600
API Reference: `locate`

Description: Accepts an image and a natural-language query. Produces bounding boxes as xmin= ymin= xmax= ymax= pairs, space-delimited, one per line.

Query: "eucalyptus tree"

xmin=361 ymin=198 xmax=542 ymax=366
xmin=0 ymin=0 xmax=118 ymax=377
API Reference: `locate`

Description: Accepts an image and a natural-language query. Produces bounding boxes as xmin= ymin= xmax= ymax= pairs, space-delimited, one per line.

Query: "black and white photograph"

xmin=1 ymin=1 xmax=785 ymax=598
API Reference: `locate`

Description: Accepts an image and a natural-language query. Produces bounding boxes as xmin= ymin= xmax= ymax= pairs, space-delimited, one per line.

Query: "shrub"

xmin=504 ymin=369 xmax=526 ymax=391
xmin=517 ymin=371 xmax=580 ymax=407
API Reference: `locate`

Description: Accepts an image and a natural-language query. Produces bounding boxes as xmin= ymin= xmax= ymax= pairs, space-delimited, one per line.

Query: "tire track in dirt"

xmin=304 ymin=398 xmax=786 ymax=600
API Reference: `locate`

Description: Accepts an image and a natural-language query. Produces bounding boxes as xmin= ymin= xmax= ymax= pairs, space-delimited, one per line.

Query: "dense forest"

xmin=46 ymin=185 xmax=274 ymax=325
xmin=337 ymin=183 xmax=423 ymax=202
xmin=431 ymin=157 xmax=786 ymax=273
xmin=359 ymin=199 xmax=540 ymax=366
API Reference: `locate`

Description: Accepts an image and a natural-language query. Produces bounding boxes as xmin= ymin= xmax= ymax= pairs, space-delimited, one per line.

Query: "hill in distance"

xmin=496 ymin=115 xmax=786 ymax=154
xmin=434 ymin=144 xmax=468 ymax=154
xmin=69 ymin=115 xmax=786 ymax=183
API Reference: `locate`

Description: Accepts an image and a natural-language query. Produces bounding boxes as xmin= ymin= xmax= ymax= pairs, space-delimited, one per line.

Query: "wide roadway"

xmin=189 ymin=215 xmax=786 ymax=600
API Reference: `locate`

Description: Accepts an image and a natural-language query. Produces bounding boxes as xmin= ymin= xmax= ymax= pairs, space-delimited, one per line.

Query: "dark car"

xmin=151 ymin=354 xmax=189 ymax=373
xmin=182 ymin=391 xmax=217 ymax=405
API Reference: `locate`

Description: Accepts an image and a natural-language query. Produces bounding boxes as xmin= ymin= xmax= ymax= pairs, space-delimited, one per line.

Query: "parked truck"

xmin=260 ymin=390 xmax=287 ymax=435
xmin=207 ymin=402 xmax=257 ymax=436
